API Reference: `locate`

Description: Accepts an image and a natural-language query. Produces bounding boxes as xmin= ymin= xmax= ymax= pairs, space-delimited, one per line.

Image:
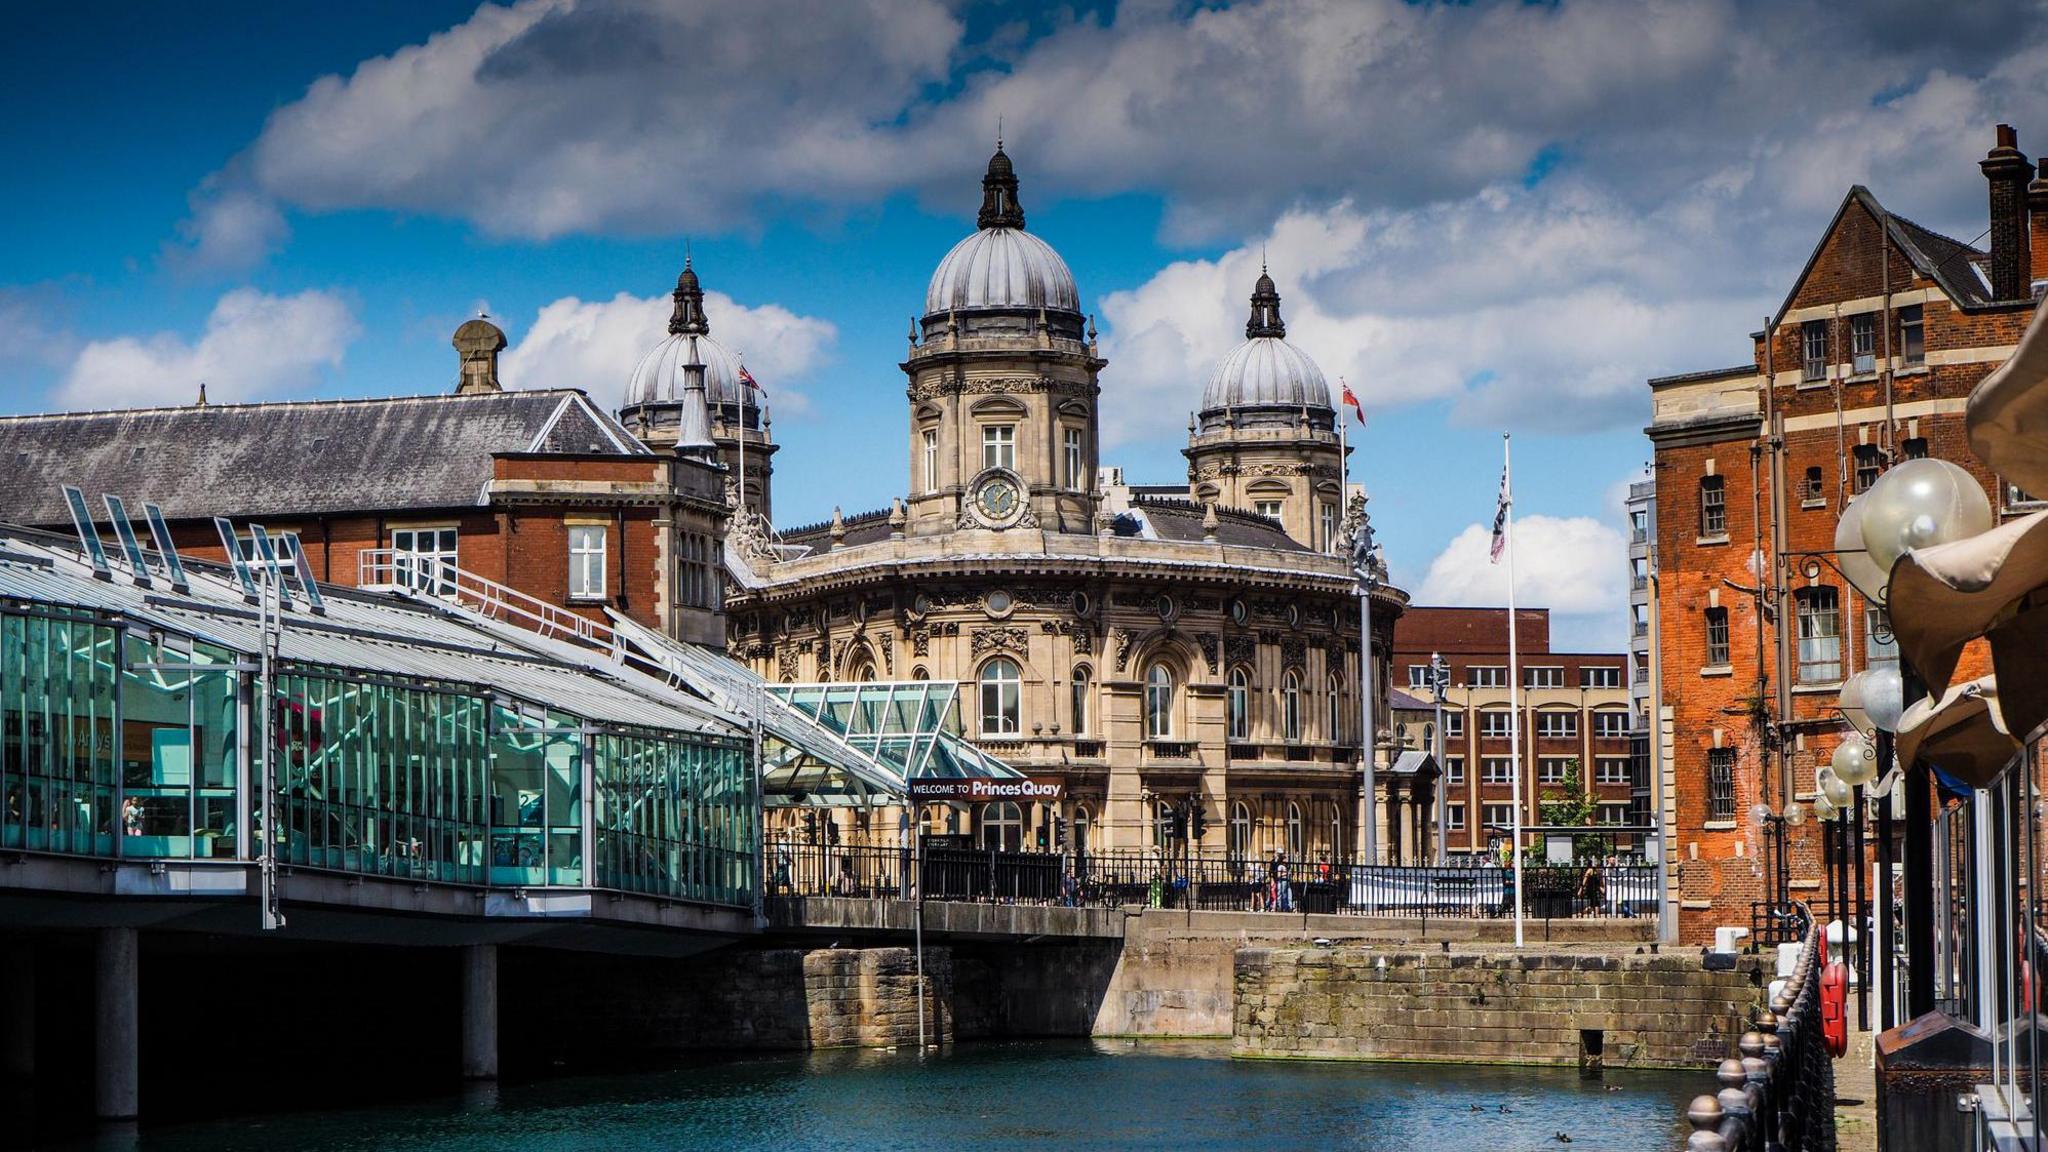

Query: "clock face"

xmin=977 ymin=476 xmax=1019 ymax=519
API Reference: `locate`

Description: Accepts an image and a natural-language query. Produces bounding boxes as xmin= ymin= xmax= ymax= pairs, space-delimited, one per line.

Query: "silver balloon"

xmin=1838 ymin=671 xmax=1871 ymax=735
xmin=1812 ymin=791 xmax=1837 ymax=820
xmin=1786 ymin=801 xmax=1807 ymax=827
xmin=1830 ymin=737 xmax=1879 ymax=786
xmin=1859 ymin=458 xmax=1995 ymax=576
xmin=1861 ymin=663 xmax=1905 ymax=733
xmin=1834 ymin=497 xmax=1891 ymax=603
xmin=1818 ymin=766 xmax=1852 ymax=809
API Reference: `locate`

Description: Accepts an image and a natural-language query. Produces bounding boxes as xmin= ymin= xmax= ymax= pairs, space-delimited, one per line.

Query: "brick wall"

xmin=1233 ymin=947 xmax=1765 ymax=1068
xmin=1651 ymin=164 xmax=2039 ymax=943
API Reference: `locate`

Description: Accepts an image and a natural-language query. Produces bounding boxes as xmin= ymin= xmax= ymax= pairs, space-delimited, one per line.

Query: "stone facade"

xmin=725 ymin=147 xmax=1409 ymax=860
xmin=1233 ymin=947 xmax=1765 ymax=1068
xmin=1648 ymin=126 xmax=2045 ymax=943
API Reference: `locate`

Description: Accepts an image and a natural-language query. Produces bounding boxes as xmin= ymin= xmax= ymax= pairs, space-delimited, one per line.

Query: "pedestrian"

xmin=1062 ymin=867 xmax=1079 ymax=908
xmin=1274 ymin=852 xmax=1292 ymax=913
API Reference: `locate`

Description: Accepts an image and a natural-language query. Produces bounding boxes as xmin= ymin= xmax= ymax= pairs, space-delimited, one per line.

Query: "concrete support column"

xmin=2 ymin=942 xmax=33 ymax=1083
xmin=94 ymin=927 xmax=138 ymax=1122
xmin=461 ymin=944 xmax=499 ymax=1081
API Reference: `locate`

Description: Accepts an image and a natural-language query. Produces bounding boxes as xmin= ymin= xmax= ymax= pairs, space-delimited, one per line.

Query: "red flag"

xmin=1340 ymin=381 xmax=1365 ymax=426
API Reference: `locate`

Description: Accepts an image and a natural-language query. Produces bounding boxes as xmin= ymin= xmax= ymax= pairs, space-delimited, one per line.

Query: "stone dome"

xmin=923 ymin=144 xmax=1081 ymax=318
xmin=925 ymin=227 xmax=1080 ymax=316
xmin=1202 ymin=336 xmax=1330 ymax=412
xmin=627 ymin=330 xmax=754 ymax=410
xmin=1199 ymin=271 xmax=1331 ymax=414
xmin=624 ymin=258 xmax=762 ymax=416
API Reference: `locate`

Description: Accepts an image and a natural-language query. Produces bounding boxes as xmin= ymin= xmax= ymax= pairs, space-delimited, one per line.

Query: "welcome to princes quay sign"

xmin=905 ymin=777 xmax=1064 ymax=802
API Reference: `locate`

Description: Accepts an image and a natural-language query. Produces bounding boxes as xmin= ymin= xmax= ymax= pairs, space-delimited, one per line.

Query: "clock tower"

xmin=903 ymin=145 xmax=1105 ymax=536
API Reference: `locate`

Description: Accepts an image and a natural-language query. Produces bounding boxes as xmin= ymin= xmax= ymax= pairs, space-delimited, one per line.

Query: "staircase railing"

xmin=357 ymin=549 xmax=621 ymax=657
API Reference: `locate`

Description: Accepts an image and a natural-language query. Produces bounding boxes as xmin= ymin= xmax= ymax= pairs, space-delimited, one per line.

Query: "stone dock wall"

xmin=1233 ymin=948 xmax=1767 ymax=1069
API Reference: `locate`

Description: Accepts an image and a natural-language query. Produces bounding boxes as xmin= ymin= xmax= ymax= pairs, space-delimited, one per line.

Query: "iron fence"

xmin=1680 ymin=903 xmax=1836 ymax=1152
xmin=762 ymin=838 xmax=1656 ymax=919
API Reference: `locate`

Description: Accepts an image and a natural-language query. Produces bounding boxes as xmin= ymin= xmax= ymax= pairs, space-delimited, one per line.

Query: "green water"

xmin=74 ymin=1041 xmax=1699 ymax=1152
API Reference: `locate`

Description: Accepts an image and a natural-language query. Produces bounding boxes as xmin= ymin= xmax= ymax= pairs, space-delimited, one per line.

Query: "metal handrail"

xmin=357 ymin=549 xmax=621 ymax=656
xmin=1680 ymin=902 xmax=1836 ymax=1151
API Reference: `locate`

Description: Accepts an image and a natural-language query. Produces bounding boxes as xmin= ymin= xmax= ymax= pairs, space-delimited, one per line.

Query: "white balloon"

xmin=1831 ymin=738 xmax=1879 ymax=786
xmin=1835 ymin=497 xmax=1890 ymax=603
xmin=1859 ymin=458 xmax=1995 ymax=576
xmin=1812 ymin=792 xmax=1837 ymax=820
xmin=1786 ymin=801 xmax=1807 ymax=827
xmin=1862 ymin=663 xmax=1905 ymax=733
xmin=1818 ymin=767 xmax=1852 ymax=809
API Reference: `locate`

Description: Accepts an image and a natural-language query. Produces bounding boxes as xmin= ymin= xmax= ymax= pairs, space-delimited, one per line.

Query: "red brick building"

xmin=0 ymin=319 xmax=732 ymax=647
xmin=1390 ymin=606 xmax=1633 ymax=856
xmin=1648 ymin=125 xmax=2046 ymax=944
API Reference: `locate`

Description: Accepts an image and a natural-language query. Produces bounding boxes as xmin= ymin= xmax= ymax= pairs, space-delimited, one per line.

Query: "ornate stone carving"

xmin=907 ymin=375 xmax=1095 ymax=402
xmin=878 ymin=633 xmax=894 ymax=676
xmin=1224 ymin=634 xmax=1257 ymax=668
xmin=970 ymin=626 xmax=1029 ymax=658
xmin=1112 ymin=627 xmax=1137 ymax=672
xmin=910 ymin=629 xmax=930 ymax=658
xmin=830 ymin=638 xmax=851 ymax=675
xmin=776 ymin=643 xmax=804 ymax=681
xmin=1039 ymin=620 xmax=1093 ymax=656
xmin=1280 ymin=637 xmax=1307 ymax=670
xmin=1259 ymin=629 xmax=1282 ymax=645
xmin=1195 ymin=632 xmax=1220 ymax=674
xmin=723 ymin=475 xmax=779 ymax=573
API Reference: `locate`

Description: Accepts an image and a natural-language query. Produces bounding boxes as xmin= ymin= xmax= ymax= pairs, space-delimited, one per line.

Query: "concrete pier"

xmin=461 ymin=944 xmax=499 ymax=1081
xmin=2 ymin=942 xmax=32 ymax=1083
xmin=95 ymin=927 xmax=139 ymax=1121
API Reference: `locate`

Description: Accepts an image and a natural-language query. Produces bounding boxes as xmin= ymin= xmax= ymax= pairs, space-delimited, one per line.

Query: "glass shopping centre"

xmin=0 ymin=525 xmax=757 ymax=909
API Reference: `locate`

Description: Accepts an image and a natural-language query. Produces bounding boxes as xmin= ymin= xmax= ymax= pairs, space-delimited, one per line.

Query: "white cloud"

xmin=164 ymin=180 xmax=289 ymax=274
xmin=500 ymin=288 xmax=836 ymax=416
xmin=1416 ymin=514 xmax=1627 ymax=619
xmin=57 ymin=288 xmax=357 ymax=410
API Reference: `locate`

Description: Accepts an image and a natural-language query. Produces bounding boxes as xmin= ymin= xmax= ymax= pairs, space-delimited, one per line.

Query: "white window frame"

xmin=1537 ymin=756 xmax=1575 ymax=786
xmin=979 ymin=658 xmax=1021 ymax=736
xmin=1482 ymin=757 xmax=1516 ymax=785
xmin=982 ymin=424 xmax=1016 ymax=471
xmin=1145 ymin=663 xmax=1175 ymax=739
xmin=1592 ymin=711 xmax=1630 ymax=739
xmin=1479 ymin=711 xmax=1514 ymax=739
xmin=1535 ymin=711 xmax=1577 ymax=739
xmin=1254 ymin=499 xmax=1285 ymax=522
xmin=922 ymin=428 xmax=940 ymax=494
xmin=1580 ymin=666 xmax=1621 ymax=689
xmin=1280 ymin=671 xmax=1302 ymax=742
xmin=1063 ymin=427 xmax=1084 ymax=490
xmin=391 ymin=527 xmax=458 ymax=595
xmin=1595 ymin=757 xmax=1630 ymax=785
xmin=1227 ymin=667 xmax=1250 ymax=742
xmin=567 ymin=524 xmax=606 ymax=601
xmin=1468 ymin=666 xmax=1506 ymax=688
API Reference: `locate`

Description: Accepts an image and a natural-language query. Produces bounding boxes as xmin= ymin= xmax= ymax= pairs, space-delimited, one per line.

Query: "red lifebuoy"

xmin=1821 ymin=960 xmax=1849 ymax=1057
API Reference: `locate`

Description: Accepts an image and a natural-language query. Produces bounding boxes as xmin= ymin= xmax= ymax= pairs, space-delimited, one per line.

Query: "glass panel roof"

xmin=760 ymin=681 xmax=1025 ymax=783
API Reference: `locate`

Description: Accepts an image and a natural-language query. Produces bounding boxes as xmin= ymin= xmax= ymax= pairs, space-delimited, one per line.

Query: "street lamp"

xmin=1854 ymin=457 xmax=1993 ymax=1022
xmin=1349 ymin=498 xmax=1386 ymax=864
xmin=1430 ymin=652 xmax=1450 ymax=865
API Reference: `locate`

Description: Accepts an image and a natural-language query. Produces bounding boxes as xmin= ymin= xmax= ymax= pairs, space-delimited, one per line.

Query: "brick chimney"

xmin=2030 ymin=166 xmax=2048 ymax=297
xmin=1981 ymin=124 xmax=2034 ymax=301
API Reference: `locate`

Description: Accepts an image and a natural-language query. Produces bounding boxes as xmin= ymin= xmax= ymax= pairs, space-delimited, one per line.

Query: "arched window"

xmin=1072 ymin=806 xmax=1091 ymax=858
xmin=1281 ymin=671 xmax=1302 ymax=742
xmin=979 ymin=658 xmax=1021 ymax=735
xmin=1287 ymin=802 xmax=1304 ymax=859
xmin=1227 ymin=667 xmax=1251 ymax=742
xmin=979 ymin=801 xmax=1022 ymax=852
xmin=911 ymin=665 xmax=930 ymax=681
xmin=1326 ymin=674 xmax=1343 ymax=742
xmin=1145 ymin=662 xmax=1175 ymax=739
xmin=1229 ymin=800 xmax=1253 ymax=861
xmin=1071 ymin=665 xmax=1091 ymax=735
xmin=1329 ymin=808 xmax=1344 ymax=857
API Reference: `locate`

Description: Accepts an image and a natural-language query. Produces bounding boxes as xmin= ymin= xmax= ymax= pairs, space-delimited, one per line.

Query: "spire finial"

xmin=1246 ymin=267 xmax=1284 ymax=339
xmin=997 ymin=114 xmax=1003 ymax=150
xmin=196 ymin=381 xmax=208 ymax=407
xmin=977 ymin=139 xmax=1025 ymax=230
xmin=669 ymin=255 xmax=708 ymax=336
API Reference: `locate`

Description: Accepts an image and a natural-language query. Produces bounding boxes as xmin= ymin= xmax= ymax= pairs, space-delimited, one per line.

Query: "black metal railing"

xmin=763 ymin=839 xmax=1657 ymax=919
xmin=1681 ymin=903 xmax=1836 ymax=1151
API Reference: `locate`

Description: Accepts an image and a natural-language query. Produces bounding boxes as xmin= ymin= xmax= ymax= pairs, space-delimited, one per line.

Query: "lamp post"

xmin=1350 ymin=500 xmax=1384 ymax=864
xmin=1430 ymin=652 xmax=1450 ymax=865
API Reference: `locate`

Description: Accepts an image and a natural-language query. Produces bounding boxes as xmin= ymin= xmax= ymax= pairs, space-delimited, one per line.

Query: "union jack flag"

xmin=1490 ymin=467 xmax=1511 ymax=564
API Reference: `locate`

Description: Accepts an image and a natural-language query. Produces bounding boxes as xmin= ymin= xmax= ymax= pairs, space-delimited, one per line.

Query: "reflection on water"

xmin=58 ymin=1040 xmax=1697 ymax=1152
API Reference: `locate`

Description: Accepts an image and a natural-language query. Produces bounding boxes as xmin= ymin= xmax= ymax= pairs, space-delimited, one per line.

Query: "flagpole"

xmin=1504 ymin=433 xmax=1525 ymax=949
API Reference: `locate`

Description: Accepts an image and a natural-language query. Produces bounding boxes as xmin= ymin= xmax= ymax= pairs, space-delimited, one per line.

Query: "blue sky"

xmin=4 ymin=0 xmax=2043 ymax=651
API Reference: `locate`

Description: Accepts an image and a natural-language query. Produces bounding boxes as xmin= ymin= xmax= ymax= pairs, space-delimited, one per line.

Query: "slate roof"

xmin=1120 ymin=497 xmax=1308 ymax=551
xmin=1772 ymin=186 xmax=1998 ymax=325
xmin=0 ymin=390 xmax=647 ymax=526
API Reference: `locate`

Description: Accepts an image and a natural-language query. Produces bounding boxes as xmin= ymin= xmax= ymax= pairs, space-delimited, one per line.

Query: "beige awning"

xmin=1887 ymin=509 xmax=2048 ymax=697
xmin=1895 ymin=676 xmax=2021 ymax=789
xmin=1969 ymin=301 xmax=2048 ymax=497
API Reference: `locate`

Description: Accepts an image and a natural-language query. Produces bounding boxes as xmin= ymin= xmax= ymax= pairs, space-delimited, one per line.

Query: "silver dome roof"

xmin=1200 ymin=272 xmax=1331 ymax=413
xmin=1202 ymin=336 xmax=1331 ymax=411
xmin=925 ymin=227 xmax=1079 ymax=316
xmin=627 ymin=330 xmax=756 ymax=410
